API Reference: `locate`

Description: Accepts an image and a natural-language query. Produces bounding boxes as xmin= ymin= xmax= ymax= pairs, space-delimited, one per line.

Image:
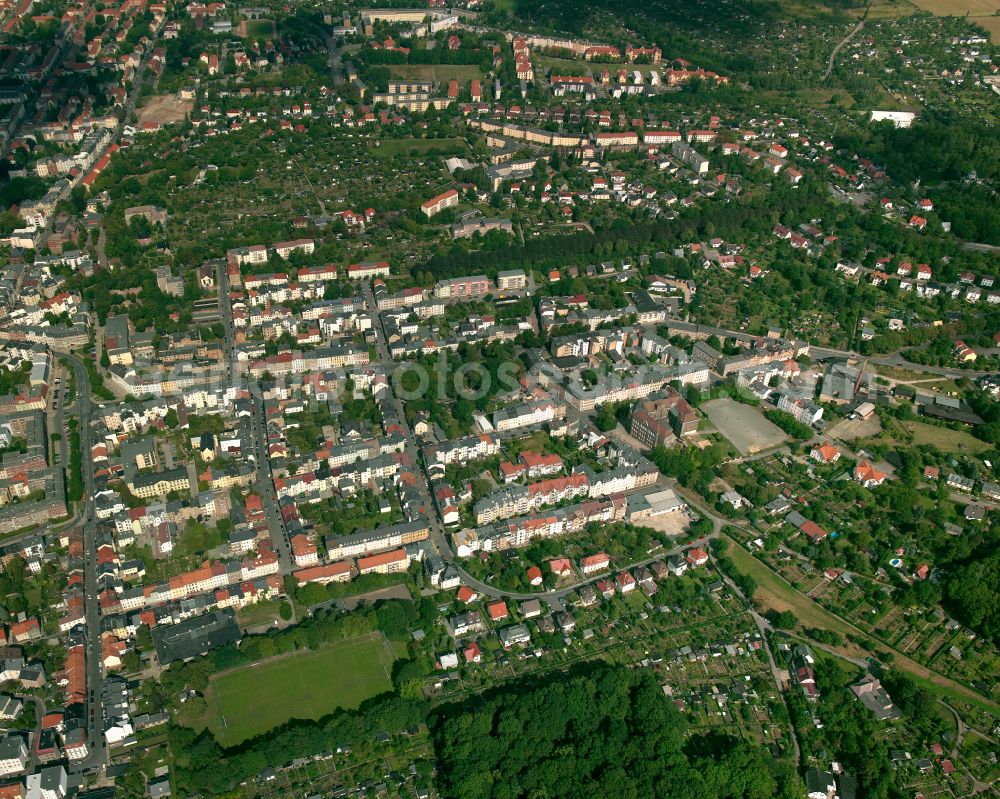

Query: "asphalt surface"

xmin=63 ymin=354 xmax=107 ymax=772
xmin=217 ymin=262 xmax=294 ymax=572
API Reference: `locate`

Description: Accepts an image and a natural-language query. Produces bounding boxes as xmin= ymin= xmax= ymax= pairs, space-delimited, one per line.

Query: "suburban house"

xmin=580 ymin=553 xmax=610 ymax=574
xmin=810 ymin=443 xmax=841 ymax=464
xmin=854 ymin=459 xmax=887 ymax=488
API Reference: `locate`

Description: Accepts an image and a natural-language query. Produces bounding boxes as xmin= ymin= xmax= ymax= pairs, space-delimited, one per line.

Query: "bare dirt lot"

xmin=137 ymin=93 xmax=194 ymax=127
xmin=827 ymin=414 xmax=882 ymax=441
xmin=641 ymin=510 xmax=692 ymax=537
xmin=702 ymin=398 xmax=789 ymax=456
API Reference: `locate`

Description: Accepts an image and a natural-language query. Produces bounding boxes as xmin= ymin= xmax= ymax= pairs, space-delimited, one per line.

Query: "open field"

xmin=236 ymin=600 xmax=287 ymax=631
xmin=702 ymin=398 xmax=789 ymax=456
xmin=909 ymin=0 xmax=999 ymax=13
xmin=859 ymin=0 xmax=920 ymax=17
xmin=337 ymin=582 xmax=412 ymax=612
xmin=827 ymin=413 xmax=882 ymax=441
xmin=388 ymin=64 xmax=483 ymax=83
xmin=205 ymin=632 xmax=397 ymax=746
xmin=137 ymin=94 xmax=194 ymax=127
xmin=641 ymin=509 xmax=693 ymax=536
xmin=972 ymin=14 xmax=1000 ymax=40
xmin=535 ymin=55 xmax=588 ymax=73
xmin=905 ymin=0 xmax=1000 ymax=40
xmin=904 ymin=421 xmax=991 ymax=453
xmin=241 ymin=18 xmax=276 ymax=38
xmin=874 ymin=364 xmax=943 ymax=381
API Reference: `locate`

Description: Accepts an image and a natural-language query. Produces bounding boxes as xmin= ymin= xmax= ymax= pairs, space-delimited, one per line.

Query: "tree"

xmin=945 ymin=550 xmax=1000 ymax=642
xmin=278 ymin=601 xmax=293 ymax=621
xmin=432 ymin=664 xmax=792 ymax=799
xmin=766 ymin=609 xmax=797 ymax=629
xmin=593 ymin=405 xmax=618 ymax=432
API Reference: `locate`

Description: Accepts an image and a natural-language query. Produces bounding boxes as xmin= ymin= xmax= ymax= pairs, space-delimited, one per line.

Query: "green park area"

xmin=205 ymin=632 xmax=398 ymax=745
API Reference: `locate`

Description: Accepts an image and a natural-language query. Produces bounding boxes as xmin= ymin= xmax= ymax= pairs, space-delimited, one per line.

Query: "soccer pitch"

xmin=206 ymin=632 xmax=397 ymax=746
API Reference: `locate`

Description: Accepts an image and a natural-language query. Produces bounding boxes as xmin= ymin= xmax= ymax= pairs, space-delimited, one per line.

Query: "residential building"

xmin=357 ymin=548 xmax=409 ymax=575
xmin=421 ymin=189 xmax=459 ymax=218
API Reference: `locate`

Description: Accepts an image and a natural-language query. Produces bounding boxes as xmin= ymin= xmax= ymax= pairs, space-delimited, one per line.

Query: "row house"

xmin=326 ymin=519 xmax=430 ymax=560
xmin=493 ymin=400 xmax=565 ymax=432
xmin=474 ymin=473 xmax=590 ymax=525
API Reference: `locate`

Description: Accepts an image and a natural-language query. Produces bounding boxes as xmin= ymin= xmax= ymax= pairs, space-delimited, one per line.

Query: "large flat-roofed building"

xmin=152 ymin=609 xmax=242 ymax=664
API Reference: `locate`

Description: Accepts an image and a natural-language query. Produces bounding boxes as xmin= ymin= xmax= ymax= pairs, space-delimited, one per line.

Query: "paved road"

xmin=247 ymin=383 xmax=294 ymax=571
xmin=715 ymin=561 xmax=803 ymax=766
xmin=362 ymin=282 xmax=445 ymax=551
xmin=63 ymin=354 xmax=107 ymax=772
xmin=454 ymin=534 xmax=718 ymax=603
xmin=217 ymin=262 xmax=294 ymax=571
xmin=822 ymin=13 xmax=866 ymax=81
xmin=962 ymin=242 xmax=1000 ymax=253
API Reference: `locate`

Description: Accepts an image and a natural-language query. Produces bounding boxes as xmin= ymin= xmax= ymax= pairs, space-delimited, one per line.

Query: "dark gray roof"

xmin=152 ymin=609 xmax=241 ymax=664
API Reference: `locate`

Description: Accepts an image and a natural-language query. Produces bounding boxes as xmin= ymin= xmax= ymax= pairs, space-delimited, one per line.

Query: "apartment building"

xmin=496 ymin=269 xmax=527 ymax=290
xmin=357 ymin=548 xmax=410 ymax=575
xmin=474 ymin=473 xmax=590 ymax=525
xmin=629 ymin=391 xmax=698 ymax=448
xmin=128 ymin=468 xmax=190 ymax=499
xmin=421 ymin=188 xmax=459 ymax=218
xmin=493 ymin=400 xmax=565 ymax=432
xmin=346 ymin=261 xmax=391 ymax=279
xmin=433 ymin=274 xmax=491 ymax=300
xmin=326 ymin=519 xmax=430 ymax=560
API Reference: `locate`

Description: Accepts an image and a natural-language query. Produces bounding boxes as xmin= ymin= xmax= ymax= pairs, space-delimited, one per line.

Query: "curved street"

xmin=822 ymin=13 xmax=866 ymax=82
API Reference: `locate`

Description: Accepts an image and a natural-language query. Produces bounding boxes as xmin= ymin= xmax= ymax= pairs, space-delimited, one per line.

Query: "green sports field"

xmin=206 ymin=632 xmax=397 ymax=745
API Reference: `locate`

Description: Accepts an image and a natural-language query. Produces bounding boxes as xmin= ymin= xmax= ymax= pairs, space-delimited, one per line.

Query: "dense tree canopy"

xmin=432 ymin=664 xmax=801 ymax=799
xmin=945 ymin=548 xmax=1000 ymax=643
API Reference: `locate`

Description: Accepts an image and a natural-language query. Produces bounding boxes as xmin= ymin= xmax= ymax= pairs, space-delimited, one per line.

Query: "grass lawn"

xmin=388 ymin=64 xmax=483 ymax=83
xmin=725 ymin=537 xmax=865 ymax=654
xmin=903 ymin=421 xmax=991 ymax=454
xmin=372 ymin=137 xmax=469 ymax=159
xmin=534 ymin=55 xmax=586 ymax=74
xmin=205 ymin=632 xmax=397 ymax=745
xmin=236 ymin=600 xmax=285 ymax=630
xmin=243 ymin=19 xmax=276 ymax=38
